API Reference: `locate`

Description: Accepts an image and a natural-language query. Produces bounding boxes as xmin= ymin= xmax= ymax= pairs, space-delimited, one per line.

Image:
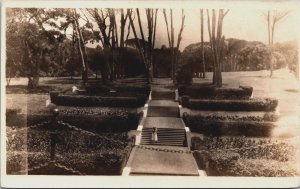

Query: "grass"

xmin=5 ymin=69 xmax=300 ymax=176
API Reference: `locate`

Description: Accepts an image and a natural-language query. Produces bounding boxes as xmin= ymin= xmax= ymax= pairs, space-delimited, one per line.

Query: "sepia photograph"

xmin=1 ymin=0 xmax=300 ymax=188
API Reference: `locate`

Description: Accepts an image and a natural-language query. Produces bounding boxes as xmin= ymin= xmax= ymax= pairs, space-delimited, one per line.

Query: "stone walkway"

xmin=123 ymin=78 xmax=203 ymax=176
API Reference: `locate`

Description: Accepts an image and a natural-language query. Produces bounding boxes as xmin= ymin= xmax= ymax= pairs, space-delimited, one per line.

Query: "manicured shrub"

xmin=184 ymin=98 xmax=278 ymax=111
xmin=178 ymin=85 xmax=253 ymax=99
xmin=85 ymin=85 xmax=151 ymax=96
xmin=50 ymin=94 xmax=147 ymax=108
xmin=25 ymin=127 xmax=134 ymax=175
xmin=178 ymin=84 xmax=215 ymax=98
xmin=184 ymin=118 xmax=276 ymax=137
xmin=183 ymin=111 xmax=279 ymax=123
xmin=223 ymin=159 xmax=299 ymax=177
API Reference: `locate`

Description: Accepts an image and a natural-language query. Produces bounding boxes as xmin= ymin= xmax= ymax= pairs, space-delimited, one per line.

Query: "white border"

xmin=1 ymin=0 xmax=300 ymax=188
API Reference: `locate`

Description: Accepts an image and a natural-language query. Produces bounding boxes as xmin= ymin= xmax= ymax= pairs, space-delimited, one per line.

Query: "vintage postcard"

xmin=1 ymin=0 xmax=300 ymax=188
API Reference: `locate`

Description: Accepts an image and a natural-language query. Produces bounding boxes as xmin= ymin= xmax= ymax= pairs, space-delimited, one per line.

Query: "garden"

xmin=5 ymin=7 xmax=299 ymax=178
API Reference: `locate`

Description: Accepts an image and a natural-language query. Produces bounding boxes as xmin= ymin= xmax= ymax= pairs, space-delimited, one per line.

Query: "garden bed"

xmin=191 ymin=136 xmax=299 ymax=176
xmin=50 ymin=93 xmax=148 ymax=108
xmin=7 ymin=126 xmax=135 ymax=175
xmin=181 ymin=97 xmax=278 ymax=112
xmin=178 ymin=84 xmax=253 ymax=99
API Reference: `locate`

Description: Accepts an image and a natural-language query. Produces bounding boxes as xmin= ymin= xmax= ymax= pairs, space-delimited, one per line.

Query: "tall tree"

xmin=6 ymin=8 xmax=64 ymax=89
xmin=206 ymin=9 xmax=229 ymax=87
xmin=264 ymin=10 xmax=289 ymax=77
xmin=163 ymin=9 xmax=185 ymax=80
xmin=128 ymin=8 xmax=158 ymax=82
xmin=200 ymin=9 xmax=206 ymax=78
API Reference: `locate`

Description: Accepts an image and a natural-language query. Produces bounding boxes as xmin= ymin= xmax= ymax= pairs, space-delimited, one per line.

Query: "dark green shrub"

xmin=186 ymin=98 xmax=278 ymax=111
xmin=175 ymin=64 xmax=193 ymax=85
xmin=178 ymin=85 xmax=253 ymax=99
xmin=178 ymin=84 xmax=215 ymax=98
xmin=50 ymin=94 xmax=147 ymax=108
xmin=184 ymin=117 xmax=276 ymax=137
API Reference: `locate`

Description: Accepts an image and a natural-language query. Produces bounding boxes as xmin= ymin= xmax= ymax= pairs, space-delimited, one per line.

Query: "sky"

xmin=148 ymin=8 xmax=299 ymax=50
xmin=83 ymin=7 xmax=299 ymax=51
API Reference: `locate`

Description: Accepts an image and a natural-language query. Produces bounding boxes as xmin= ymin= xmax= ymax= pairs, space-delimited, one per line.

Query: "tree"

xmin=206 ymin=9 xmax=229 ymax=87
xmin=264 ymin=10 xmax=289 ymax=77
xmin=200 ymin=9 xmax=206 ymax=78
xmin=128 ymin=8 xmax=158 ymax=83
xmin=163 ymin=9 xmax=185 ymax=80
xmin=6 ymin=8 xmax=63 ymax=89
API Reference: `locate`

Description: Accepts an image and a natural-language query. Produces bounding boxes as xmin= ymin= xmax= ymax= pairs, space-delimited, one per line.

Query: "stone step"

xmin=147 ymin=107 xmax=179 ymax=117
xmin=143 ymin=117 xmax=186 ymax=129
xmin=151 ymin=91 xmax=175 ymax=100
xmin=126 ymin=146 xmax=199 ymax=176
xmin=141 ymin=128 xmax=187 ymax=147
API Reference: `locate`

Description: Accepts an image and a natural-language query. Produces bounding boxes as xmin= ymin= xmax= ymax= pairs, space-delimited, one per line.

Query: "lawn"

xmin=5 ymin=68 xmax=300 ymax=176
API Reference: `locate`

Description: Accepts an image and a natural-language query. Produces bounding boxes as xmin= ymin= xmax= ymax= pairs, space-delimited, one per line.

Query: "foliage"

xmin=174 ymin=64 xmax=193 ymax=85
xmin=7 ymin=125 xmax=134 ymax=175
xmin=185 ymin=98 xmax=278 ymax=111
xmin=193 ymin=136 xmax=299 ymax=176
xmin=178 ymin=85 xmax=252 ymax=99
xmin=181 ymin=38 xmax=297 ymax=74
xmin=50 ymin=94 xmax=147 ymax=107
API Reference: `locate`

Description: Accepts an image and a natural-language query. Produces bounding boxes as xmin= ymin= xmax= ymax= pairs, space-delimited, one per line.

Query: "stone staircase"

xmin=140 ymin=127 xmax=187 ymax=146
xmin=122 ymin=78 xmax=204 ymax=176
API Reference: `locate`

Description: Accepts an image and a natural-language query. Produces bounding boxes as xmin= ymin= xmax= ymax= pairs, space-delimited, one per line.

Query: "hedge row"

xmin=50 ymin=93 xmax=147 ymax=107
xmin=7 ymin=113 xmax=141 ymax=133
xmin=85 ymin=85 xmax=151 ymax=96
xmin=181 ymin=97 xmax=278 ymax=111
xmin=184 ymin=116 xmax=276 ymax=137
xmin=57 ymin=114 xmax=141 ymax=132
xmin=183 ymin=111 xmax=278 ymax=122
xmin=178 ymin=85 xmax=253 ymax=99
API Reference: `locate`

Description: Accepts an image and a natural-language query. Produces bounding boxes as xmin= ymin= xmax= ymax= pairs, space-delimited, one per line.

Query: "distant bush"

xmin=175 ymin=64 xmax=193 ymax=85
xmin=182 ymin=98 xmax=278 ymax=111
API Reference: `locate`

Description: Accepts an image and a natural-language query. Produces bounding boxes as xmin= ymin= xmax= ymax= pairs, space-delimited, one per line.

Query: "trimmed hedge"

xmin=183 ymin=98 xmax=278 ymax=111
xmin=7 ymin=107 xmax=142 ymax=132
xmin=183 ymin=111 xmax=279 ymax=122
xmin=50 ymin=94 xmax=147 ymax=107
xmin=85 ymin=85 xmax=151 ymax=96
xmin=56 ymin=113 xmax=141 ymax=132
xmin=178 ymin=85 xmax=253 ymax=99
xmin=184 ymin=116 xmax=276 ymax=137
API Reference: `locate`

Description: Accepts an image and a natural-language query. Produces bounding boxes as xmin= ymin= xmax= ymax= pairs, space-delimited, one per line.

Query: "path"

xmin=123 ymin=78 xmax=204 ymax=176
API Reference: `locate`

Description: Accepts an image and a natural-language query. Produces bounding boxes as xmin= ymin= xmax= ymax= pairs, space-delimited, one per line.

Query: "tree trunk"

xmin=200 ymin=9 xmax=206 ymax=78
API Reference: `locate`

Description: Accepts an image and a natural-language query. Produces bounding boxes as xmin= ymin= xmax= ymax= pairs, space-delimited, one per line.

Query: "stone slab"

xmin=143 ymin=117 xmax=185 ymax=129
xmin=151 ymin=91 xmax=175 ymax=100
xmin=148 ymin=100 xmax=178 ymax=107
xmin=147 ymin=106 xmax=179 ymax=117
xmin=128 ymin=146 xmax=199 ymax=176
